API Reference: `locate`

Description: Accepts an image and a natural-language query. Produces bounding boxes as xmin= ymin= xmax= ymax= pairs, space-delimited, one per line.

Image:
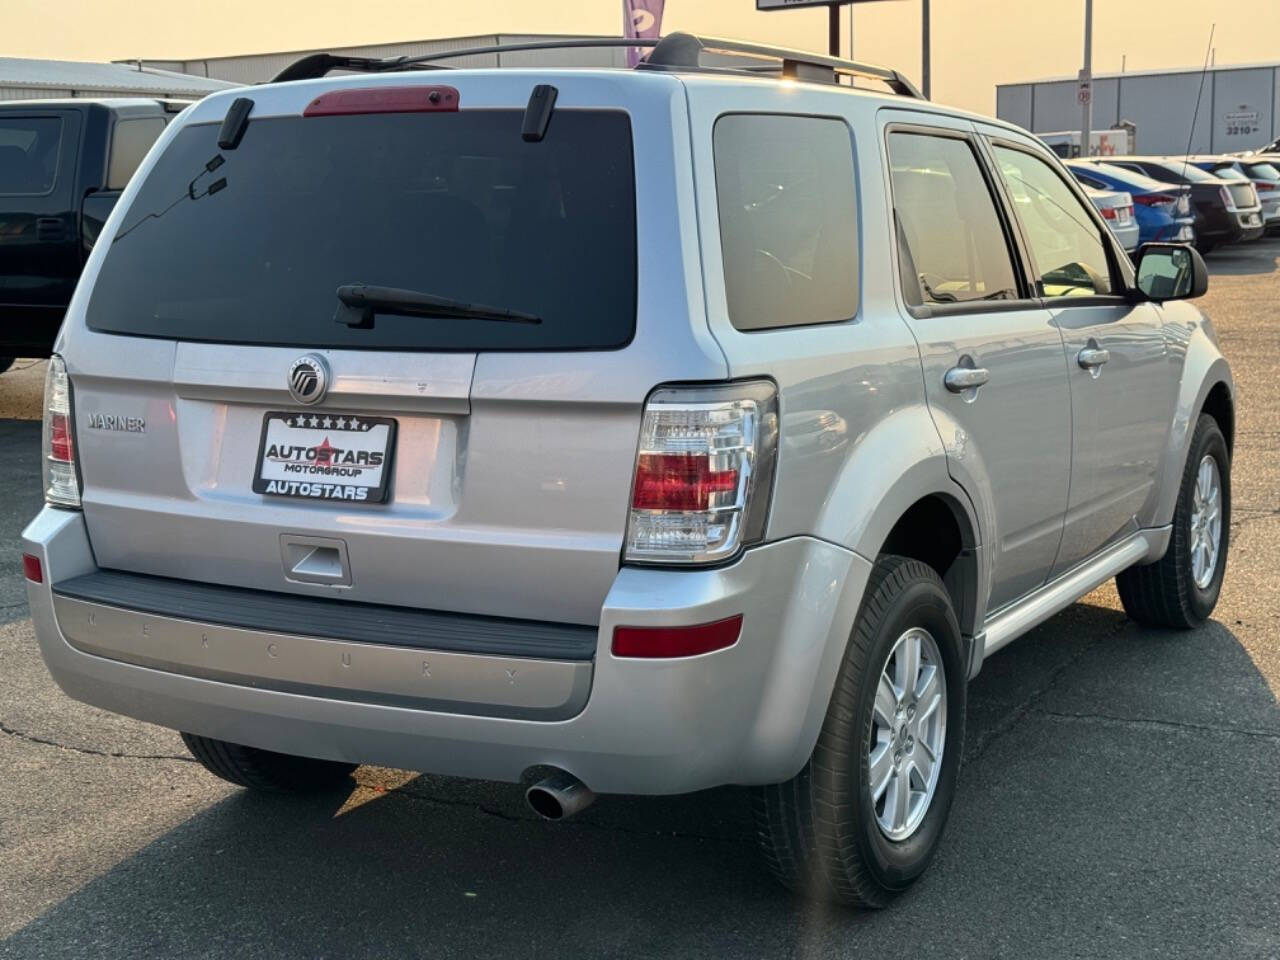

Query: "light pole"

xmin=921 ymin=0 xmax=931 ymax=99
xmin=1080 ymin=0 xmax=1093 ymax=157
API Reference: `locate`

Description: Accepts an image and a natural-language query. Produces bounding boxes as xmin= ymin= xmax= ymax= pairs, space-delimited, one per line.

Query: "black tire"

xmin=0 ymin=357 xmax=13 ymax=375
xmin=1116 ymin=413 xmax=1230 ymax=629
xmin=181 ymin=732 xmax=357 ymax=793
xmin=752 ymin=555 xmax=967 ymax=907
xmin=1195 ymin=241 xmax=1216 ymax=256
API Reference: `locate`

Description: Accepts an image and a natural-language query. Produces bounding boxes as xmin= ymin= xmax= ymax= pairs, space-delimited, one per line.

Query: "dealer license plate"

xmin=253 ymin=412 xmax=396 ymax=502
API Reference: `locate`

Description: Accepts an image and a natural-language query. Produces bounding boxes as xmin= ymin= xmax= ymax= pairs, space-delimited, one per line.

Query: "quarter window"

xmin=991 ymin=144 xmax=1114 ymax=298
xmin=887 ymin=131 xmax=1019 ymax=307
xmin=0 ymin=117 xmax=62 ymax=195
xmin=107 ymin=117 xmax=166 ymax=190
xmin=714 ymin=114 xmax=858 ymax=331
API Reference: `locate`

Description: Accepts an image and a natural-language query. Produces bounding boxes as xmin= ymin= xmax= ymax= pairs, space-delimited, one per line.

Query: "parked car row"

xmin=1065 ymin=153 xmax=1276 ymax=255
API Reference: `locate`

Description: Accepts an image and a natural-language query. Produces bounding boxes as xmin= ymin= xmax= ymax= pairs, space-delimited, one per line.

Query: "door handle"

xmin=35 ymin=217 xmax=66 ymax=243
xmin=944 ymin=365 xmax=990 ymax=392
xmin=1077 ymin=347 xmax=1110 ymax=369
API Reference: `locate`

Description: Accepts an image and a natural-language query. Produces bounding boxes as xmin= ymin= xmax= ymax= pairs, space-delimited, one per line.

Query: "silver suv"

xmin=22 ymin=35 xmax=1234 ymax=906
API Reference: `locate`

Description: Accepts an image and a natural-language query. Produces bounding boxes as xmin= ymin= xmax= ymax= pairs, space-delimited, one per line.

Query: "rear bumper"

xmin=24 ymin=506 xmax=870 ymax=794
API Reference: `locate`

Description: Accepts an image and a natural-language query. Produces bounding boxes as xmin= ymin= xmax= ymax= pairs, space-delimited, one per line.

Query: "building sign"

xmin=1224 ymin=108 xmax=1261 ymax=137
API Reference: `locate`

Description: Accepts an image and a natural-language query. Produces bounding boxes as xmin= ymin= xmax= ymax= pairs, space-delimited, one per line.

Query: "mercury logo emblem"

xmin=288 ymin=354 xmax=329 ymax=405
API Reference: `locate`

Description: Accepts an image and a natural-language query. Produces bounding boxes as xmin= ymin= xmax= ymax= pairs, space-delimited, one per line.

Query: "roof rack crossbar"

xmin=267 ymin=33 xmax=922 ymax=98
xmin=642 ymin=33 xmax=923 ymax=97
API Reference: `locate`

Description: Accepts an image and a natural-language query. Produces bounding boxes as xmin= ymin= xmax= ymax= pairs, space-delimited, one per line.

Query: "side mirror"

xmin=1133 ymin=243 xmax=1209 ymax=302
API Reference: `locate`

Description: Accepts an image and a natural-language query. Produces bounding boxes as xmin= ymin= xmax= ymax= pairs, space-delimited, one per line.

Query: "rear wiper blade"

xmin=334 ymin=283 xmax=541 ymax=329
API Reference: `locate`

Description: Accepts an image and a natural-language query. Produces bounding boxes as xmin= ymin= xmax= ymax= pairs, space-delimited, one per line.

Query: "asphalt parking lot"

xmin=1 ymin=245 xmax=1277 ymax=959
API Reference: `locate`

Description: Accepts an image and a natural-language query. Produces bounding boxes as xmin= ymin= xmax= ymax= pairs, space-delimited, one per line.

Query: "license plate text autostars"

xmin=254 ymin=413 xmax=395 ymax=502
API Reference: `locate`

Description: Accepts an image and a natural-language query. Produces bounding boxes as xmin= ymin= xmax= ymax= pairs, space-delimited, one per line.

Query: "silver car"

xmin=22 ymin=35 xmax=1234 ymax=906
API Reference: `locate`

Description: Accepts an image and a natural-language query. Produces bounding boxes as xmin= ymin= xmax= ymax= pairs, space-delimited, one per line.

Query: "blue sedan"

xmin=1066 ymin=161 xmax=1196 ymax=246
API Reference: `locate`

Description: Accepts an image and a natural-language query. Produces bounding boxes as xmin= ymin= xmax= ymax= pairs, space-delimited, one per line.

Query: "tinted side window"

xmin=0 ymin=117 xmax=62 ymax=195
xmin=887 ymin=131 xmax=1019 ymax=307
xmin=107 ymin=117 xmax=166 ymax=190
xmin=714 ymin=114 xmax=858 ymax=331
xmin=991 ymin=145 xmax=1113 ymax=298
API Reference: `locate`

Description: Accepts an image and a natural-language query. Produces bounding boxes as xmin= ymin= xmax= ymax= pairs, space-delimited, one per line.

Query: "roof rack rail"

xmin=270 ymin=39 xmax=658 ymax=83
xmin=642 ymin=34 xmax=922 ymax=97
xmin=267 ymin=33 xmax=922 ymax=98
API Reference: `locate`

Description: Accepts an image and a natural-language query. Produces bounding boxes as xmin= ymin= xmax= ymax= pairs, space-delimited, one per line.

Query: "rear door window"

xmin=713 ymin=114 xmax=858 ymax=331
xmin=887 ymin=131 xmax=1019 ymax=307
xmin=0 ymin=116 xmax=63 ymax=195
xmin=87 ymin=109 xmax=637 ymax=351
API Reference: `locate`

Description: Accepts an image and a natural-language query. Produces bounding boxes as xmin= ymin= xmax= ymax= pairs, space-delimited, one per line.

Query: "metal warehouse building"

xmin=0 ymin=57 xmax=234 ymax=101
xmin=997 ymin=62 xmax=1280 ymax=156
xmin=125 ymin=34 xmax=631 ymax=85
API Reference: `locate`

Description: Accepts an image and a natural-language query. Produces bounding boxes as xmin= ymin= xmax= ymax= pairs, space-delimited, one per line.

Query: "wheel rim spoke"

xmin=874 ymin=674 xmax=898 ymax=728
xmin=869 ymin=742 xmax=894 ymax=801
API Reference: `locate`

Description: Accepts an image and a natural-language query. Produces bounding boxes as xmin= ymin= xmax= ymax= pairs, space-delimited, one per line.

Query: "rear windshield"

xmin=1242 ymin=161 xmax=1280 ymax=181
xmin=1149 ymin=161 xmax=1220 ymax=183
xmin=1083 ymin=162 xmax=1177 ymax=193
xmin=1209 ymin=164 xmax=1248 ymax=182
xmin=87 ymin=109 xmax=637 ymax=351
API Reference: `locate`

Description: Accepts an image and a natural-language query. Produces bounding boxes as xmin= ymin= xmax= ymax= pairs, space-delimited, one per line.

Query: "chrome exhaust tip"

xmin=525 ymin=770 xmax=595 ymax=821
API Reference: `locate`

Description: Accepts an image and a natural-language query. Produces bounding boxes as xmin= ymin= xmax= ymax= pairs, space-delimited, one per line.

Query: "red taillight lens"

xmin=1100 ymin=206 xmax=1117 ymax=220
xmin=22 ymin=554 xmax=43 ymax=583
xmin=632 ymin=454 xmax=739 ymax=511
xmin=49 ymin=412 xmax=74 ymax=462
xmin=1255 ymin=181 xmax=1276 ymax=191
xmin=1133 ymin=193 xmax=1176 ymax=207
xmin=612 ymin=615 xmax=743 ymax=658
xmin=303 ymin=85 xmax=459 ymax=117
xmin=42 ymin=355 xmax=80 ymax=508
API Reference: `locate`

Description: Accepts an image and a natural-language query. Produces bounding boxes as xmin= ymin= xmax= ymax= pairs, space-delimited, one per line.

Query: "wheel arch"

xmin=1151 ymin=331 xmax=1234 ymax=529
xmin=810 ymin=404 xmax=988 ymax=651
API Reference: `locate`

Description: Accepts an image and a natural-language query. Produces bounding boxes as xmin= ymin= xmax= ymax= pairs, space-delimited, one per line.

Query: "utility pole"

xmin=1079 ymin=0 xmax=1093 ymax=158
xmin=921 ymin=0 xmax=931 ymax=99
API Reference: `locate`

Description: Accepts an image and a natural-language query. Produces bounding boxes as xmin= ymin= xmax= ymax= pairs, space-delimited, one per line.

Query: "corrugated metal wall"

xmin=148 ymin=34 xmax=629 ymax=84
xmin=997 ymin=64 xmax=1280 ymax=154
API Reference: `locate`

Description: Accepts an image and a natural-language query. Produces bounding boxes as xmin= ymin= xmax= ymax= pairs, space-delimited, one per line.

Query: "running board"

xmin=976 ymin=526 xmax=1171 ymax=664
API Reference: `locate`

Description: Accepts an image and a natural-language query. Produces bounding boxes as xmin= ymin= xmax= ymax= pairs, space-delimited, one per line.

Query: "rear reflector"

xmin=304 ymin=85 xmax=460 ymax=117
xmin=22 ymin=554 xmax=42 ymax=584
xmin=612 ymin=615 xmax=743 ymax=659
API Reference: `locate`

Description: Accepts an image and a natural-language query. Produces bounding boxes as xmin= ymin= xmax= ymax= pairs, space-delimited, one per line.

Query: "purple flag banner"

xmin=623 ymin=0 xmax=665 ymax=67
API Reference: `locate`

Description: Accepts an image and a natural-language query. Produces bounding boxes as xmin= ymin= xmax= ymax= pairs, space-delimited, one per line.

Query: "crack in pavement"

xmin=963 ymin=618 xmax=1131 ymax=764
xmin=1034 ymin=708 xmax=1280 ymax=743
xmin=0 ymin=720 xmax=196 ymax=763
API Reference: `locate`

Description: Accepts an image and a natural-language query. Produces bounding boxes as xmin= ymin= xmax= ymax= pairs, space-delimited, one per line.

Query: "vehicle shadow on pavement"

xmin=2 ymin=602 xmax=1277 ymax=960
xmin=1203 ymin=240 xmax=1279 ymax=276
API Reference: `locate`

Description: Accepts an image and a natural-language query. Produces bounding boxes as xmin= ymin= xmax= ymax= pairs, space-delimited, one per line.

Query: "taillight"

xmin=624 ymin=381 xmax=778 ymax=564
xmin=1100 ymin=206 xmax=1117 ymax=220
xmin=1255 ymin=181 xmax=1276 ymax=191
xmin=1133 ymin=193 xmax=1175 ymax=208
xmin=1220 ymin=186 xmax=1236 ymax=211
xmin=42 ymin=355 xmax=80 ymax=508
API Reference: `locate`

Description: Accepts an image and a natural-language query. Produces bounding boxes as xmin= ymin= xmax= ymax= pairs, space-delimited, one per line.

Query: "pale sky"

xmin=5 ymin=0 xmax=1278 ymax=113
